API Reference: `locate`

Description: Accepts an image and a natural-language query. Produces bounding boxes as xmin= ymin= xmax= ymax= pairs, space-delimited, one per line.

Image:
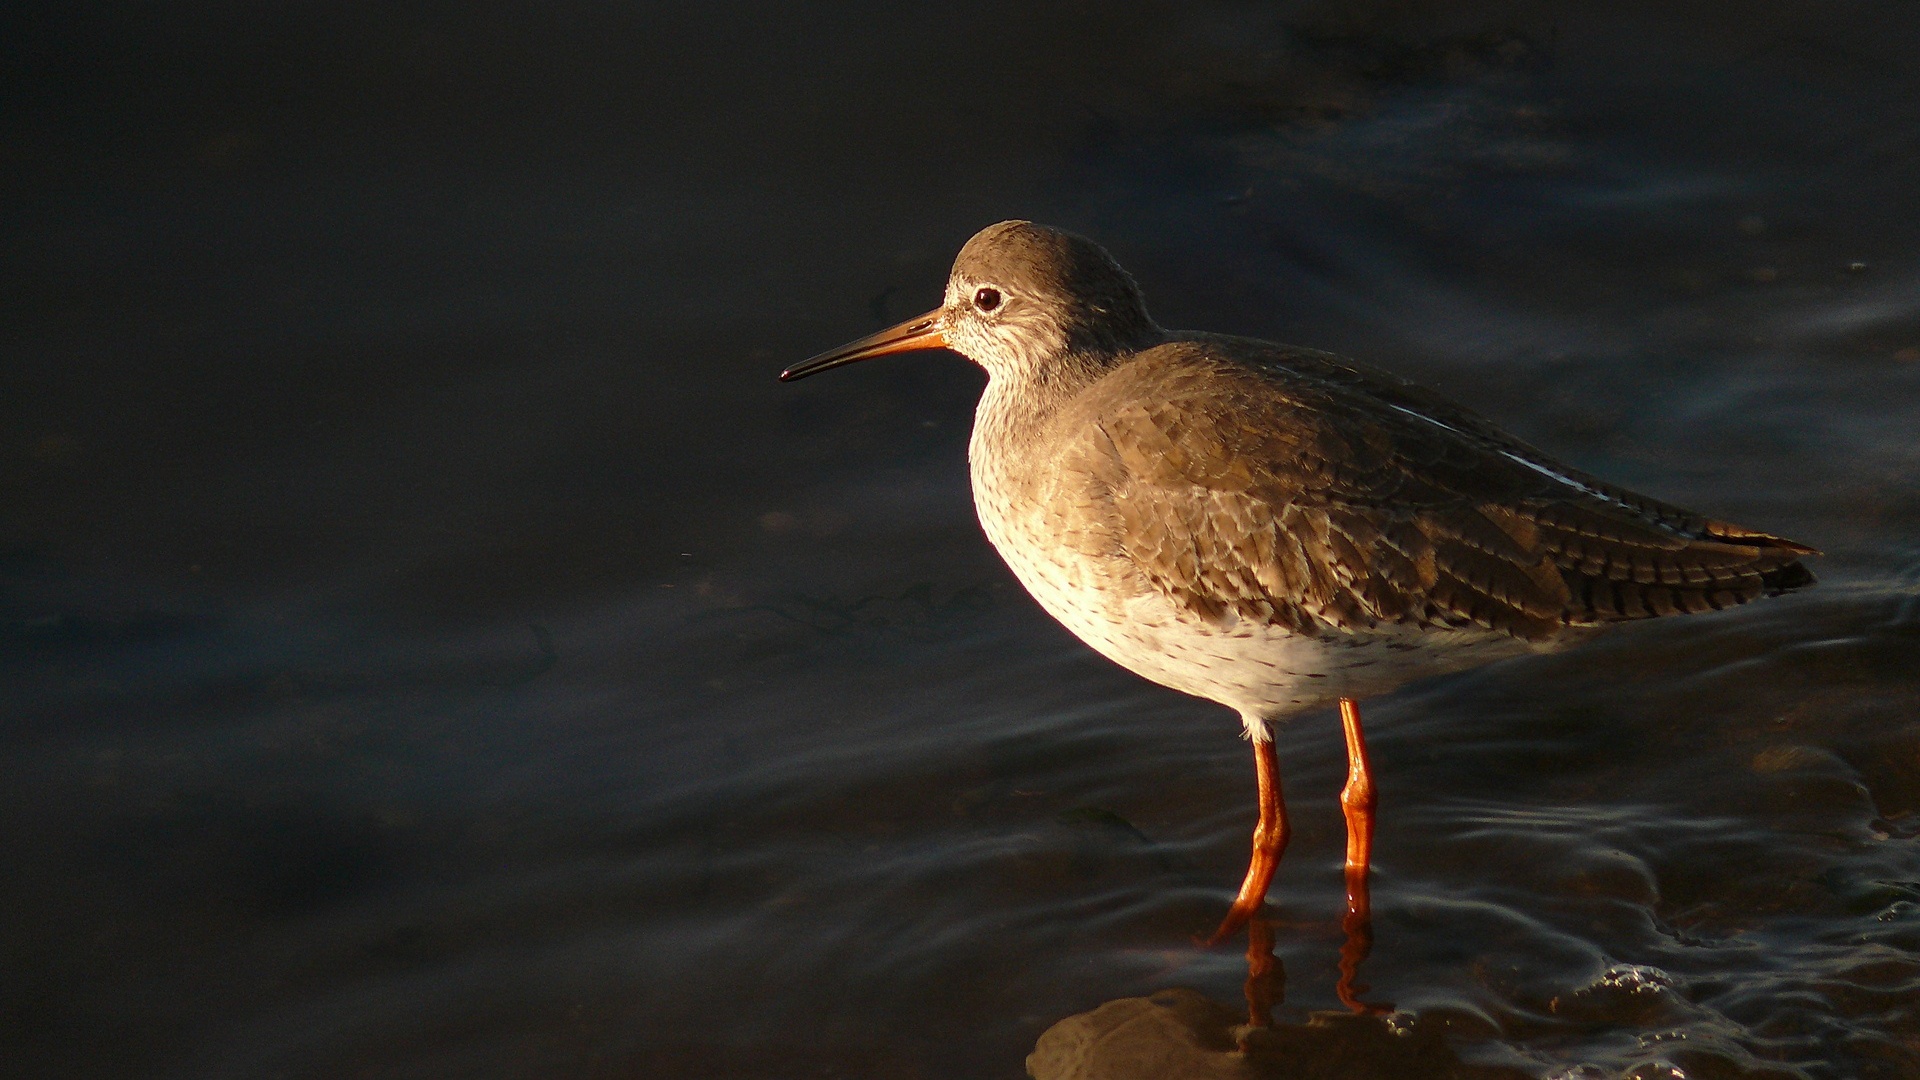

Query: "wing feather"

xmin=1057 ymin=339 xmax=1815 ymax=641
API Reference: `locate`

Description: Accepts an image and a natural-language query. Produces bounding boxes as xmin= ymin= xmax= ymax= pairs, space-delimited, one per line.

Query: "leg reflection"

xmin=1336 ymin=864 xmax=1391 ymax=1014
xmin=1242 ymin=914 xmax=1282 ymax=1030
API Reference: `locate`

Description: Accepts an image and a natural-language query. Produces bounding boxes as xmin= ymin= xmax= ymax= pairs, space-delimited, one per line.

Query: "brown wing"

xmin=1055 ymin=339 xmax=1816 ymax=642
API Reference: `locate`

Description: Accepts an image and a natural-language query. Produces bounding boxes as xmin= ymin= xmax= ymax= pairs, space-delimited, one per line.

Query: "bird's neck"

xmin=967 ymin=348 xmax=1115 ymax=502
xmin=981 ymin=347 xmax=1104 ymax=425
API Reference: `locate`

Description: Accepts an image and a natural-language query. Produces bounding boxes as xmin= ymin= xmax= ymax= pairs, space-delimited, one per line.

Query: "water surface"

xmin=5 ymin=2 xmax=1920 ymax=1077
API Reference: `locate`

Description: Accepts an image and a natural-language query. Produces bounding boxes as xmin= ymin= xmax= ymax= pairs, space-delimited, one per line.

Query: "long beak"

xmin=779 ymin=307 xmax=949 ymax=382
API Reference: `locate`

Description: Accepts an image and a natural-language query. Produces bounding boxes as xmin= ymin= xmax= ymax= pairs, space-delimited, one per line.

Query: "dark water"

xmin=5 ymin=3 xmax=1920 ymax=1077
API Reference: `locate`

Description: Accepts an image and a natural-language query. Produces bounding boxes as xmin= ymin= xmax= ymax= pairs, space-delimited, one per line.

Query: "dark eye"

xmin=973 ymin=287 xmax=1002 ymax=312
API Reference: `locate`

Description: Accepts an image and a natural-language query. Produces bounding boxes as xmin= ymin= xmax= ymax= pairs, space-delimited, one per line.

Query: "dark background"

xmin=5 ymin=3 xmax=1920 ymax=1077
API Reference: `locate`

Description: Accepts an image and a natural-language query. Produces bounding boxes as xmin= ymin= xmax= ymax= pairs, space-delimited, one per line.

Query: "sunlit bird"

xmin=781 ymin=221 xmax=1816 ymax=949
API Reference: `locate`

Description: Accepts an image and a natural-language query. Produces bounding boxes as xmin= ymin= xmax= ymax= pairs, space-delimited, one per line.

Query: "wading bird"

xmin=781 ymin=221 xmax=1815 ymax=950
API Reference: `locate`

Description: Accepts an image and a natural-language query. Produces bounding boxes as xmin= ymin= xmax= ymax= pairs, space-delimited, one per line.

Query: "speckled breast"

xmin=967 ymin=404 xmax=1533 ymax=722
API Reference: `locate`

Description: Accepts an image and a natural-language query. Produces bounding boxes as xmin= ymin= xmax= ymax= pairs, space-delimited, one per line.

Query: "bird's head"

xmin=780 ymin=221 xmax=1160 ymax=385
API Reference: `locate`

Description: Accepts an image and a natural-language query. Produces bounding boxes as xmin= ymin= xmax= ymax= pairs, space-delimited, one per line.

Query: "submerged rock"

xmin=1027 ymin=989 xmax=1530 ymax=1080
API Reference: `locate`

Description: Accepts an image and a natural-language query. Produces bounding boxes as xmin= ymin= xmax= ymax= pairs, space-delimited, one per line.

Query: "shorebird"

xmin=780 ymin=221 xmax=1816 ymax=947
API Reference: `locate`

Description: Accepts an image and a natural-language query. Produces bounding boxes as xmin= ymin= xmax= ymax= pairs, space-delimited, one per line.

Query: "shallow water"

xmin=5 ymin=2 xmax=1920 ymax=1077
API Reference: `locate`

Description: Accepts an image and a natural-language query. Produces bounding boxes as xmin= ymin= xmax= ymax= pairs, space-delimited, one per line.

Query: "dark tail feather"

xmin=1761 ymin=559 xmax=1816 ymax=595
xmin=1704 ymin=522 xmax=1817 ymax=596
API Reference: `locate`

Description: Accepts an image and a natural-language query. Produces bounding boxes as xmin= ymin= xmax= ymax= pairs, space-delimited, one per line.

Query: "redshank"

xmin=780 ymin=221 xmax=1816 ymax=947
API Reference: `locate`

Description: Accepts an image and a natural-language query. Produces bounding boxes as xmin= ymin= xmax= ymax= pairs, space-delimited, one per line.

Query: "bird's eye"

xmin=973 ymin=287 xmax=1002 ymax=312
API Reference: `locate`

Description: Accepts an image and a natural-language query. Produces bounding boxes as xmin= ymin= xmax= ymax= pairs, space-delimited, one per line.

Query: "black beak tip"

xmin=779 ymin=309 xmax=946 ymax=385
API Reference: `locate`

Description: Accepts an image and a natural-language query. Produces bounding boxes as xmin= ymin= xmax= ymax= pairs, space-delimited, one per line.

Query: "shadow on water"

xmin=5 ymin=0 xmax=1920 ymax=1078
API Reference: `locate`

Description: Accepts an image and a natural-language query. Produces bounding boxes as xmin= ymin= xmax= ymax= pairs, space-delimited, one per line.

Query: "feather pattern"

xmin=1029 ymin=336 xmax=1814 ymax=645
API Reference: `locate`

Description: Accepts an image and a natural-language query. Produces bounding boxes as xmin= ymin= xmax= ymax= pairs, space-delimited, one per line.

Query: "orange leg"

xmin=1339 ymin=698 xmax=1375 ymax=876
xmin=1336 ymin=697 xmax=1391 ymax=1014
xmin=1207 ymin=737 xmax=1288 ymax=946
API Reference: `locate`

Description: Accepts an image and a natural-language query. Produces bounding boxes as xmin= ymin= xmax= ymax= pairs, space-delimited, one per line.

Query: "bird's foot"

xmin=1200 ymin=896 xmax=1263 ymax=947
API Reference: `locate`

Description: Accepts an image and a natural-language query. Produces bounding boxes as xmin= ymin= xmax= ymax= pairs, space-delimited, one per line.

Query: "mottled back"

xmin=1047 ymin=336 xmax=1815 ymax=642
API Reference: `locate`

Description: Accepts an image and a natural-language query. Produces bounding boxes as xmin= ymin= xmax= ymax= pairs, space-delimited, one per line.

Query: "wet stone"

xmin=1027 ymin=989 xmax=1531 ymax=1080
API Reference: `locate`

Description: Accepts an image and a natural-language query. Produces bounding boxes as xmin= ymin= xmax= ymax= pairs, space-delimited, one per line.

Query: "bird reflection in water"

xmin=1240 ymin=898 xmax=1389 ymax=1041
xmin=1029 ymin=902 xmax=1530 ymax=1080
xmin=1030 ymin=903 xmax=1537 ymax=1080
